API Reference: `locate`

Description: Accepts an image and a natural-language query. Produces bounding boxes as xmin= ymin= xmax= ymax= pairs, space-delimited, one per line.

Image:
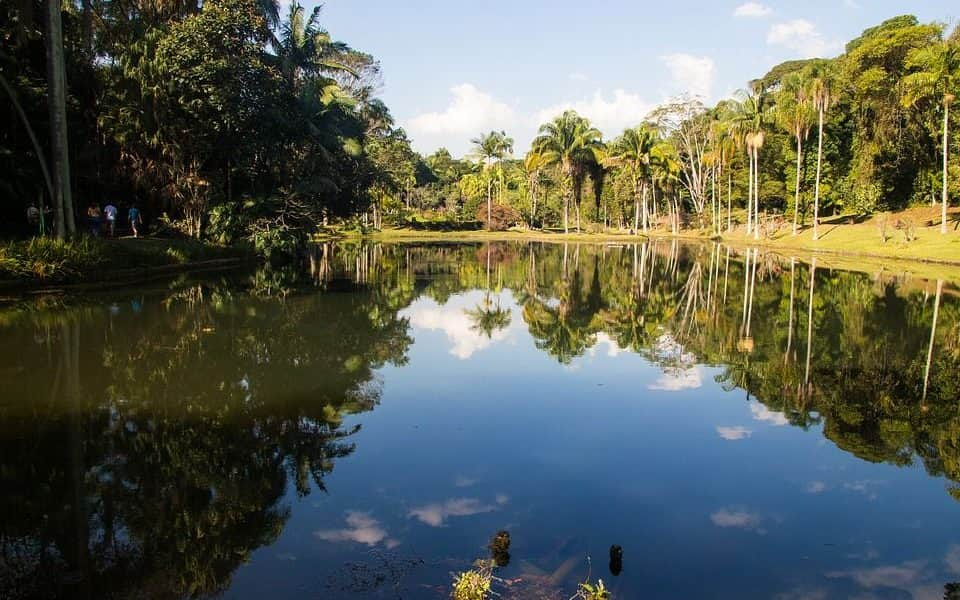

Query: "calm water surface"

xmin=2 ymin=241 xmax=959 ymax=599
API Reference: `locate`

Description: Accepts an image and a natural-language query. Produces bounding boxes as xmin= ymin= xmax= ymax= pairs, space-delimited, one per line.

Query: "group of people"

xmin=84 ymin=203 xmax=142 ymax=238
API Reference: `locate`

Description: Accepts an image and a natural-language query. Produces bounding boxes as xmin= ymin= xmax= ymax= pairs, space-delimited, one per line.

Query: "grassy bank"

xmin=0 ymin=236 xmax=250 ymax=286
xmin=350 ymin=206 xmax=960 ymax=281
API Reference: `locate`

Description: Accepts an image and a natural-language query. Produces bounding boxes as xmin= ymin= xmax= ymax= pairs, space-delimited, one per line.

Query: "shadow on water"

xmin=1 ymin=239 xmax=959 ymax=598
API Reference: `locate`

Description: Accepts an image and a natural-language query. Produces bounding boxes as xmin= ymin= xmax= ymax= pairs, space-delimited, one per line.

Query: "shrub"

xmin=475 ymin=204 xmax=520 ymax=231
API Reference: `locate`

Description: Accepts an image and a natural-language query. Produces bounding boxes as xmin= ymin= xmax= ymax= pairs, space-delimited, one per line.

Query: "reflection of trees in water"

xmin=3 ymin=241 xmax=960 ymax=596
xmin=333 ymin=241 xmax=960 ymax=501
xmin=0 ymin=270 xmax=412 ymax=598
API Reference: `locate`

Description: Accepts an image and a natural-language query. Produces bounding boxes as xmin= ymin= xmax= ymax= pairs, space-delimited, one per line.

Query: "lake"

xmin=1 ymin=240 xmax=958 ymax=599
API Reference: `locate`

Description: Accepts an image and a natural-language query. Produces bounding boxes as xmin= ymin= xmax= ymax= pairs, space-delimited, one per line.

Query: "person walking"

xmin=104 ymin=202 xmax=118 ymax=237
xmin=87 ymin=203 xmax=102 ymax=236
xmin=128 ymin=204 xmax=142 ymax=238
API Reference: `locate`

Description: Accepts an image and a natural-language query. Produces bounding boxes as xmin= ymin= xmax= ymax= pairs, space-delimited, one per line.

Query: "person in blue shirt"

xmin=128 ymin=204 xmax=142 ymax=238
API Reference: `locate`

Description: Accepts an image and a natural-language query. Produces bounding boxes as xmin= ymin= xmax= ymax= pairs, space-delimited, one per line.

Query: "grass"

xmin=0 ymin=236 xmax=247 ymax=285
xmin=348 ymin=206 xmax=960 ymax=281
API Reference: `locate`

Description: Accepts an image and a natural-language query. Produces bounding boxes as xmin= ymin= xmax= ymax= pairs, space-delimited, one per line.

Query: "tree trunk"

xmin=804 ymin=258 xmax=817 ymax=391
xmin=633 ymin=180 xmax=640 ymax=235
xmin=727 ymin=170 xmax=732 ymax=232
xmin=563 ymin=192 xmax=569 ymax=234
xmin=746 ymin=150 xmax=753 ymax=237
xmin=487 ymin=178 xmax=492 ymax=229
xmin=641 ymin=182 xmax=648 ymax=233
xmin=941 ymin=99 xmax=949 ymax=235
xmin=753 ymin=146 xmax=760 ymax=241
xmin=785 ymin=257 xmax=796 ymax=363
xmin=923 ymin=279 xmax=943 ymax=400
xmin=791 ymin=135 xmax=801 ymax=235
xmin=46 ymin=0 xmax=75 ymax=238
xmin=813 ymin=106 xmax=824 ymax=241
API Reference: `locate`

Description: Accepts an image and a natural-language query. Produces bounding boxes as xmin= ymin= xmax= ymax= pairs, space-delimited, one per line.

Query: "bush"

xmin=0 ymin=237 xmax=107 ymax=280
xmin=475 ymin=204 xmax=520 ymax=231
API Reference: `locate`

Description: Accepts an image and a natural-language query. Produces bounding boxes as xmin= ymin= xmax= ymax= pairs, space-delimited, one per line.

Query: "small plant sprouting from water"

xmin=573 ymin=579 xmax=611 ymax=600
xmin=451 ymin=560 xmax=493 ymax=600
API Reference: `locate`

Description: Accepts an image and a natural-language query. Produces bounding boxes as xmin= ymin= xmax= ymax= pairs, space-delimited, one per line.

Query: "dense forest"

xmin=1 ymin=0 xmax=423 ymax=249
xmin=1 ymin=5 xmax=958 ymax=252
xmin=414 ymin=15 xmax=960 ymax=238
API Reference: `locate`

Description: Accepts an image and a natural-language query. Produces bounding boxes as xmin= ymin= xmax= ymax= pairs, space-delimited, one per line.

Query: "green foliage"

xmin=451 ymin=563 xmax=492 ymax=600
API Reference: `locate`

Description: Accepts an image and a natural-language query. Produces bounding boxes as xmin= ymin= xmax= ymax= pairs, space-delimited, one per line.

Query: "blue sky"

xmin=319 ymin=1 xmax=958 ymax=156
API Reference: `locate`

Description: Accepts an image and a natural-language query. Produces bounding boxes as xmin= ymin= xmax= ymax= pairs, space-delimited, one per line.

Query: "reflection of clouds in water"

xmin=716 ymin=426 xmax=752 ymax=440
xmin=773 ymin=589 xmax=828 ymax=600
xmin=454 ymin=475 xmax=477 ymax=488
xmin=588 ymin=332 xmax=625 ymax=358
xmin=649 ymin=367 xmax=702 ymax=391
xmin=826 ymin=560 xmax=928 ymax=589
xmin=408 ymin=496 xmax=507 ymax=527
xmin=648 ymin=334 xmax=702 ymax=391
xmin=403 ymin=293 xmax=514 ymax=359
xmin=710 ymin=508 xmax=766 ymax=533
xmin=843 ymin=480 xmax=884 ymax=501
xmin=314 ymin=511 xmax=399 ymax=548
xmin=945 ymin=545 xmax=960 ymax=575
xmin=750 ymin=403 xmax=789 ymax=426
xmin=805 ymin=481 xmax=827 ymax=494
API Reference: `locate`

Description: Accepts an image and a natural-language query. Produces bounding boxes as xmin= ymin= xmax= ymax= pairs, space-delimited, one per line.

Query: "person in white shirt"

xmin=104 ymin=203 xmax=118 ymax=237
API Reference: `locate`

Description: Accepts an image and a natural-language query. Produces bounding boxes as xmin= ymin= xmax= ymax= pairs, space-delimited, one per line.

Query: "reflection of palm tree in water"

xmin=466 ymin=244 xmax=513 ymax=339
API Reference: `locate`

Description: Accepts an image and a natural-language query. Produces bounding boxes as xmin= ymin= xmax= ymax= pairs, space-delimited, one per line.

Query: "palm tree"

xmin=810 ymin=67 xmax=833 ymax=241
xmin=523 ymin=151 xmax=549 ymax=228
xmin=532 ymin=111 xmax=603 ymax=234
xmin=271 ymin=2 xmax=356 ymax=92
xmin=471 ymin=131 xmax=500 ymax=226
xmin=776 ymin=71 xmax=816 ymax=236
xmin=732 ymin=87 xmax=767 ymax=240
xmin=607 ymin=124 xmax=658 ymax=235
xmin=651 ymin=140 xmax=681 ymax=234
xmin=470 ymin=130 xmax=511 ymax=227
xmin=902 ymin=37 xmax=960 ymax=234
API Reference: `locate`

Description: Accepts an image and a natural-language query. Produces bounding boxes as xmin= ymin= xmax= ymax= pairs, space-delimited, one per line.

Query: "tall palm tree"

xmin=523 ymin=151 xmax=549 ymax=228
xmin=776 ymin=71 xmax=816 ymax=236
xmin=902 ymin=37 xmax=960 ymax=235
xmin=810 ymin=67 xmax=833 ymax=241
xmin=271 ymin=2 xmax=356 ymax=92
xmin=471 ymin=131 xmax=501 ymax=227
xmin=651 ymin=140 xmax=681 ymax=234
xmin=607 ymin=124 xmax=658 ymax=235
xmin=732 ymin=88 xmax=767 ymax=240
xmin=532 ymin=111 xmax=603 ymax=233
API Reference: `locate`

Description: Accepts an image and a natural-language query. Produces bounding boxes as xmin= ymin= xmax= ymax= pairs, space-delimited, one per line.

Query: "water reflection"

xmin=1 ymin=239 xmax=959 ymax=598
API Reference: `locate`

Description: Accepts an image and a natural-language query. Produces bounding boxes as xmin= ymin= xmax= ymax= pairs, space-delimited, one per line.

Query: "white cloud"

xmin=649 ymin=367 xmax=703 ymax=391
xmin=403 ymin=295 xmax=513 ymax=359
xmin=946 ymin=545 xmax=960 ymax=575
xmin=408 ymin=497 xmax=503 ymax=527
xmin=734 ymin=2 xmax=772 ymax=18
xmin=454 ymin=475 xmax=478 ymax=488
xmin=806 ymin=481 xmax=827 ymax=494
xmin=589 ymin=332 xmax=626 ymax=358
xmin=314 ymin=511 xmax=399 ymax=548
xmin=536 ymin=89 xmax=655 ymax=138
xmin=843 ymin=479 xmax=883 ymax=501
xmin=568 ymin=72 xmax=589 ymax=82
xmin=710 ymin=508 xmax=763 ymax=530
xmin=660 ymin=53 xmax=715 ymax=100
xmin=750 ymin=402 xmax=789 ymax=426
xmin=826 ymin=561 xmax=927 ymax=589
xmin=405 ymin=83 xmax=517 ymax=138
xmin=767 ymin=19 xmax=842 ymax=58
xmin=717 ymin=426 xmax=753 ymax=440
